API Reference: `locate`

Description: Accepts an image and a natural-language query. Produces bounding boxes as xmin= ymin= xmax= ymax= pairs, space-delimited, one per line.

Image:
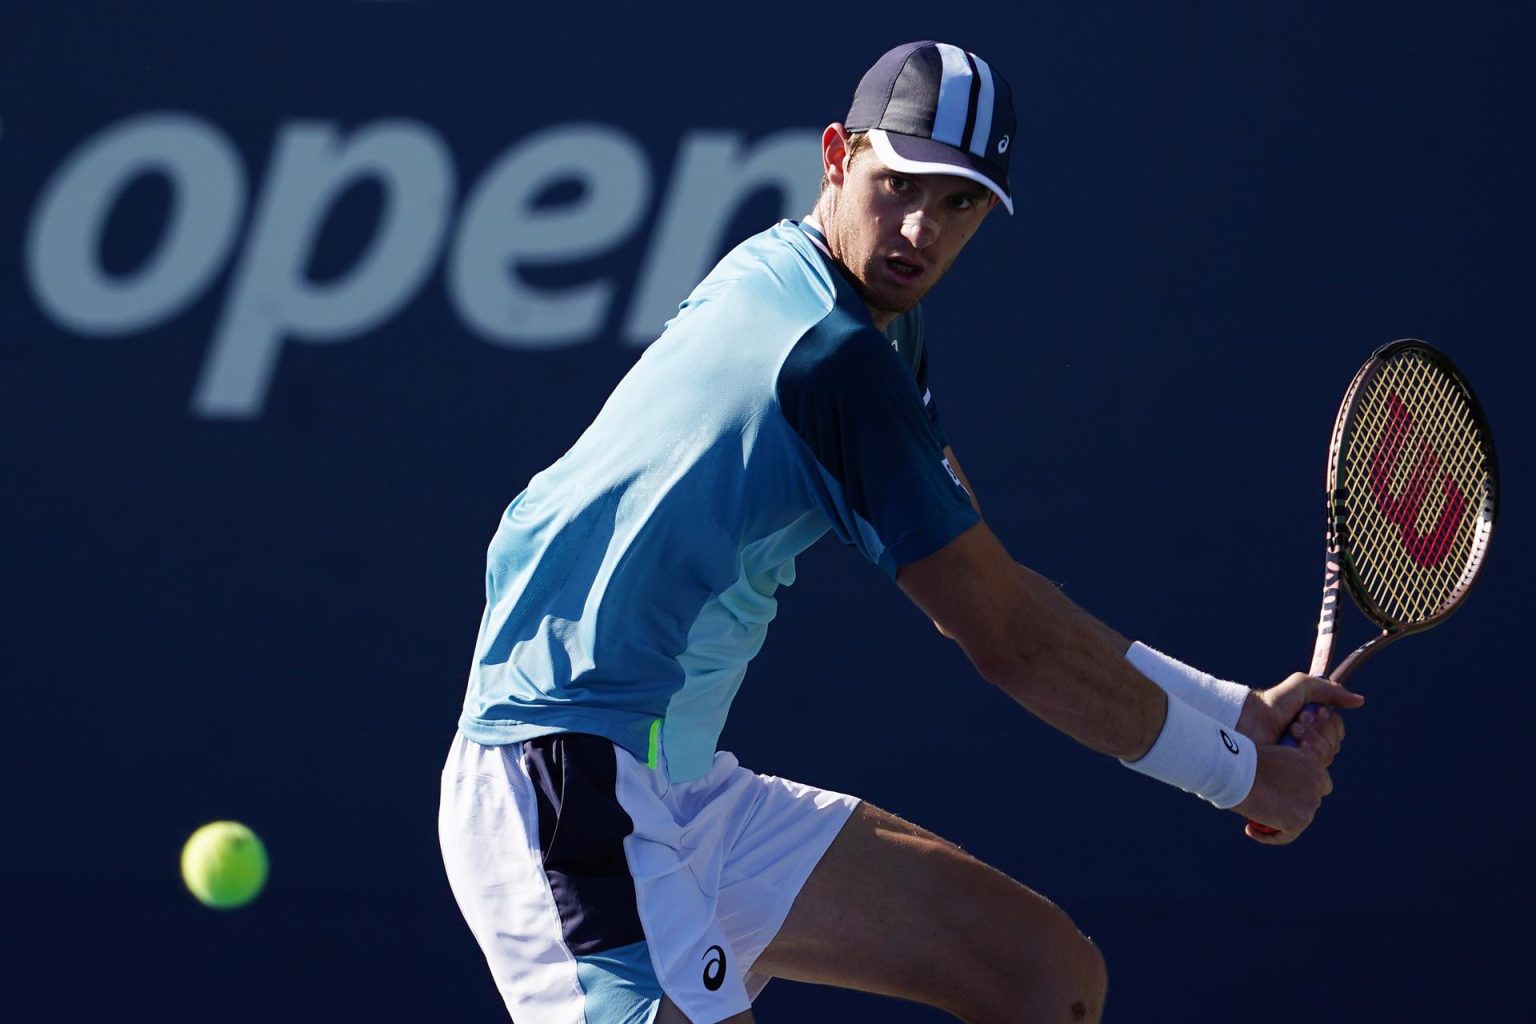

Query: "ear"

xmin=821 ymin=123 xmax=850 ymax=187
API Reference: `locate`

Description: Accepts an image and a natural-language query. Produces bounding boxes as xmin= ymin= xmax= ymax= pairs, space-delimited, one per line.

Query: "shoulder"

xmin=657 ymin=221 xmax=841 ymax=364
xmin=776 ymin=315 xmax=901 ymax=401
xmin=694 ymin=221 xmax=836 ymax=308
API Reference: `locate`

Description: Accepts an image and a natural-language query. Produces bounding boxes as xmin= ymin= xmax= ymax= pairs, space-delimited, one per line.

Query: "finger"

xmin=1313 ymin=707 xmax=1346 ymax=754
xmin=1245 ymin=821 xmax=1295 ymax=845
xmin=1289 ymin=711 xmax=1321 ymax=752
xmin=1294 ymin=727 xmax=1335 ymax=767
xmin=1308 ymin=677 xmax=1366 ymax=708
xmin=1292 ymin=738 xmax=1332 ymax=793
xmin=1294 ymin=707 xmax=1346 ymax=763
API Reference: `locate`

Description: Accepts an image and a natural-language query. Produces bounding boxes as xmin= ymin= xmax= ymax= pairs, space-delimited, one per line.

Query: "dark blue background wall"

xmin=5 ymin=3 xmax=1531 ymax=1020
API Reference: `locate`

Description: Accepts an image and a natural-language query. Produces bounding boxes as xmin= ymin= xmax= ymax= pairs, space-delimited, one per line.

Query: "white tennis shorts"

xmin=438 ymin=730 xmax=859 ymax=1024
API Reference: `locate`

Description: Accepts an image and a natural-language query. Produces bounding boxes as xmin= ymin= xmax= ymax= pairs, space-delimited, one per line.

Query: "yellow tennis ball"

xmin=180 ymin=821 xmax=268 ymax=909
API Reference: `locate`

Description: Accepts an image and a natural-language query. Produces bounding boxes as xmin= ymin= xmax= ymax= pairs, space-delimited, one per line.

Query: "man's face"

xmin=821 ymin=130 xmax=997 ymax=327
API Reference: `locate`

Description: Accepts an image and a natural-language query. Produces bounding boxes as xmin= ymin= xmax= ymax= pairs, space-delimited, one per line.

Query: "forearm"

xmin=961 ymin=560 xmax=1167 ymax=761
xmin=899 ymin=522 xmax=1258 ymax=812
xmin=972 ymin=565 xmax=1256 ymax=809
xmin=897 ymin=525 xmax=1165 ymax=760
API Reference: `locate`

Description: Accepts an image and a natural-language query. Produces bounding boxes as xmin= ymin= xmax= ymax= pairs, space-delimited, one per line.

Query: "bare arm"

xmin=897 ymin=515 xmax=1355 ymax=841
xmin=896 ymin=519 xmax=1167 ymax=761
xmin=924 ymin=446 xmax=978 ymax=640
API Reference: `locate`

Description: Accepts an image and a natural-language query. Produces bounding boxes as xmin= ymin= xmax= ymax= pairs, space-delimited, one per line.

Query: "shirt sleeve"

xmin=776 ymin=319 xmax=979 ymax=575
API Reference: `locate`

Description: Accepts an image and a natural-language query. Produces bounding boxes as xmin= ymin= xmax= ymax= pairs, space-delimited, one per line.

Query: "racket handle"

xmin=1246 ymin=703 xmax=1320 ymax=836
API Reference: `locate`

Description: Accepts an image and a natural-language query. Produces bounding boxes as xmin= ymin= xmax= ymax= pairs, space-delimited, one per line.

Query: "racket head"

xmin=1252 ymin=340 xmax=1496 ymax=835
xmin=1328 ymin=339 xmax=1498 ymax=640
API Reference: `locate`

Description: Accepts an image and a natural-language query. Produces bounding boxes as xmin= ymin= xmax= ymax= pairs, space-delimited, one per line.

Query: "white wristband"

xmin=1126 ymin=641 xmax=1250 ymax=730
xmin=1120 ymin=693 xmax=1257 ymax=809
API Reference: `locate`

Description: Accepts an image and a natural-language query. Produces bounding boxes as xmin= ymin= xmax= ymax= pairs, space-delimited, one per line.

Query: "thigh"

xmin=753 ymin=802 xmax=1101 ymax=1020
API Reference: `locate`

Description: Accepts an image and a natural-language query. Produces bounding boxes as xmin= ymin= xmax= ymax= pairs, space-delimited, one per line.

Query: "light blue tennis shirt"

xmin=459 ymin=220 xmax=979 ymax=781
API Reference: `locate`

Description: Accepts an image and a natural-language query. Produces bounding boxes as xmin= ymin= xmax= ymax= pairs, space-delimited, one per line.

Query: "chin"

xmin=873 ymin=288 xmax=925 ymax=318
xmin=849 ymin=267 xmax=927 ymax=321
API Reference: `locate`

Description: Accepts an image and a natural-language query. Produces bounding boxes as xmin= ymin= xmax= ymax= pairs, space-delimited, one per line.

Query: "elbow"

xmin=964 ymin=633 xmax=1043 ymax=695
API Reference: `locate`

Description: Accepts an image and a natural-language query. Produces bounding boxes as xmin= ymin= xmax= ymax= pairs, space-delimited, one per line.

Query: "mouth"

xmin=883 ymin=255 xmax=926 ymax=285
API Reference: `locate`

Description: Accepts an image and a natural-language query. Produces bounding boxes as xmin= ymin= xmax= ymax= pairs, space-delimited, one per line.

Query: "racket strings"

xmin=1336 ymin=351 xmax=1493 ymax=625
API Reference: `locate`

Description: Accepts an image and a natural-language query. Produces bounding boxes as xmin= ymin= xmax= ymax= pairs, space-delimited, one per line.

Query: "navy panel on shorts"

xmin=523 ymin=733 xmax=645 ymax=955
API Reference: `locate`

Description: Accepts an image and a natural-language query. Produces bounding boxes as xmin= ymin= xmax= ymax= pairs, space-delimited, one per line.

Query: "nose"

xmin=900 ymin=209 xmax=938 ymax=249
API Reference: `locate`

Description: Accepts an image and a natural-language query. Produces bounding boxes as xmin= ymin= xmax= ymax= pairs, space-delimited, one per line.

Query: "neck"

xmin=802 ymin=206 xmax=895 ymax=331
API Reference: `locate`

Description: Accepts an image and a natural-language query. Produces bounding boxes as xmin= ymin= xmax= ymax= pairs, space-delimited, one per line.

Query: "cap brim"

xmin=867 ymin=129 xmax=1014 ymax=215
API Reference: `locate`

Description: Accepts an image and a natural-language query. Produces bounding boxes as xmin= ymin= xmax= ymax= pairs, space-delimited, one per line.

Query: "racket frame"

xmin=1310 ymin=338 xmax=1499 ymax=683
xmin=1252 ymin=339 xmax=1497 ymax=835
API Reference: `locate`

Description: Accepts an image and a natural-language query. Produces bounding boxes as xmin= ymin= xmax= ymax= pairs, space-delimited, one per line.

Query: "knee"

xmin=1066 ymin=930 xmax=1108 ymax=1023
xmin=1005 ymin=909 xmax=1108 ymax=1024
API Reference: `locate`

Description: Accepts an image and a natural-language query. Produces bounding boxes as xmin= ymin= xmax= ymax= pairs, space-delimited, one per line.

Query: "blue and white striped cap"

xmin=844 ymin=41 xmax=1017 ymax=214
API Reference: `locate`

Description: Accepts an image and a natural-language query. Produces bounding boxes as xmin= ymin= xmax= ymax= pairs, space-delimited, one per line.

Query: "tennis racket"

xmin=1249 ymin=339 xmax=1498 ymax=835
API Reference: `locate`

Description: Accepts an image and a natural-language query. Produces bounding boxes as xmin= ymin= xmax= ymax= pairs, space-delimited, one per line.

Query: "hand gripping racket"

xmin=1250 ymin=339 xmax=1498 ymax=834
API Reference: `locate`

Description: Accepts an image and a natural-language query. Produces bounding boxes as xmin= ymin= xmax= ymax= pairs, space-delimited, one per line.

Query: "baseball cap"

xmin=844 ymin=40 xmax=1017 ymax=214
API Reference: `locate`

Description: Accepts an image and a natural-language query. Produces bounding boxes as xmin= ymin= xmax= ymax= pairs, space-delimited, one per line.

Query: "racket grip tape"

xmin=1246 ymin=702 xmax=1320 ymax=837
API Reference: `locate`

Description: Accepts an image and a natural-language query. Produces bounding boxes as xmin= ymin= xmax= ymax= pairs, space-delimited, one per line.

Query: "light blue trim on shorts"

xmin=575 ymin=940 xmax=664 ymax=1024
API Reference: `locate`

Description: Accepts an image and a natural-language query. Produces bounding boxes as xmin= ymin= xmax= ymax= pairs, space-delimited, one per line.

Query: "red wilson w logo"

xmin=1368 ymin=393 xmax=1469 ymax=568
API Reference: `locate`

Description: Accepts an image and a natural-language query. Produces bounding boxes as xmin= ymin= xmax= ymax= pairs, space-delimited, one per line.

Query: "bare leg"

xmin=654 ymin=996 xmax=754 ymax=1024
xmin=753 ymin=803 xmax=1106 ymax=1023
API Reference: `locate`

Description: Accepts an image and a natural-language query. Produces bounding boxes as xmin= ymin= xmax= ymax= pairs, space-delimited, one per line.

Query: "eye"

xmin=887 ymin=175 xmax=912 ymax=193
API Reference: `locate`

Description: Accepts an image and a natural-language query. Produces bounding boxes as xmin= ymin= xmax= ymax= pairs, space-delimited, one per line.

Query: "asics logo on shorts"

xmin=701 ymin=944 xmax=727 ymax=991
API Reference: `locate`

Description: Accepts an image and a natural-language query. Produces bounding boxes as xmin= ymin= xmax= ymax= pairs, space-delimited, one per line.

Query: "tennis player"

xmin=439 ymin=40 xmax=1364 ymax=1024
